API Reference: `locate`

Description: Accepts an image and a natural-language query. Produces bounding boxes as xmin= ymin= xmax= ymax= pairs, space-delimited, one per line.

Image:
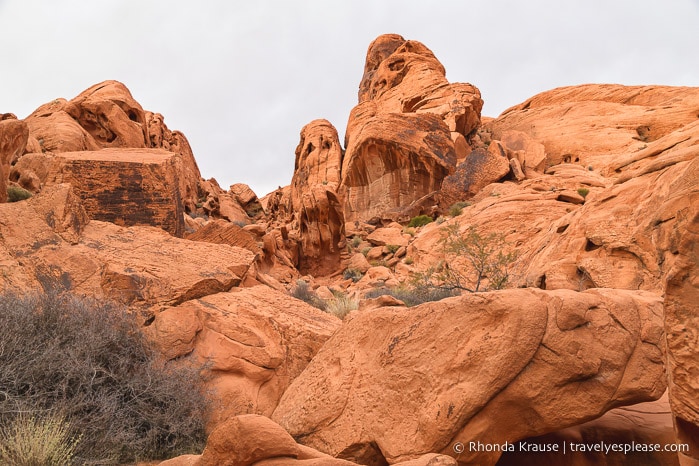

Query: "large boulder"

xmin=272 ymin=288 xmax=665 ymax=465
xmin=16 ymin=80 xmax=201 ymax=216
xmin=147 ymin=286 xmax=341 ymax=427
xmin=12 ymin=148 xmax=190 ymax=236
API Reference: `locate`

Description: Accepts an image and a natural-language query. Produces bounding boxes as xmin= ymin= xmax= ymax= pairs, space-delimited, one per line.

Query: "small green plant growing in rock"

xmin=402 ymin=227 xmax=416 ymax=237
xmin=6 ymin=186 xmax=32 ymax=203
xmin=448 ymin=201 xmax=471 ymax=217
xmin=385 ymin=244 xmax=400 ymax=254
xmin=404 ymin=257 xmax=414 ymax=265
xmin=361 ymin=246 xmax=372 ymax=257
xmin=408 ymin=215 xmax=433 ymax=228
xmin=413 ymin=224 xmax=518 ymax=293
xmin=350 ymin=235 xmax=362 ymax=249
xmin=577 ymin=187 xmax=590 ymax=199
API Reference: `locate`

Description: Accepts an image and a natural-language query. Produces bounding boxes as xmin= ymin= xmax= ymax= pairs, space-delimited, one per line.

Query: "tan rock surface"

xmin=148 ymin=286 xmax=341 ymax=426
xmin=272 ymin=288 xmax=665 ymax=465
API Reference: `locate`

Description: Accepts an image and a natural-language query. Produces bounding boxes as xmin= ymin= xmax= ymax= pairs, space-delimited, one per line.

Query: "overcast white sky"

xmin=1 ymin=1 xmax=698 ymax=196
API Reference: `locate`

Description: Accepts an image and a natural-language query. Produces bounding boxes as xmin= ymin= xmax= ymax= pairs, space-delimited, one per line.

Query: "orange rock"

xmin=289 ymin=120 xmax=345 ymax=276
xmin=12 ymin=149 xmax=190 ymax=236
xmin=148 ymin=286 xmax=341 ymax=426
xmin=497 ymin=393 xmax=678 ymax=466
xmin=441 ymin=147 xmax=510 ymax=204
xmin=19 ymin=80 xmax=201 ymax=213
xmin=340 ymin=34 xmax=482 ymax=224
xmin=198 ymin=414 xmax=299 ymax=466
xmin=272 ymin=288 xmax=664 ymax=465
xmin=186 ymin=219 xmax=261 ymax=255
xmin=0 ymin=185 xmax=255 ymax=310
xmin=0 ymin=115 xmax=29 ymax=202
xmin=662 ymin=156 xmax=699 ymax=464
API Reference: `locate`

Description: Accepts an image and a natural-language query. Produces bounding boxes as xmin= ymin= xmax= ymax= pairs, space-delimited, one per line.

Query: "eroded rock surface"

xmin=340 ymin=34 xmax=483 ymax=223
xmin=147 ymin=287 xmax=341 ymax=427
xmin=272 ymin=288 xmax=665 ymax=465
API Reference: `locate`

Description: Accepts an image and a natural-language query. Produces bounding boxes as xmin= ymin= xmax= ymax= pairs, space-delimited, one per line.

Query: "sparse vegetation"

xmin=413 ymin=224 xmax=517 ymax=293
xmin=407 ymin=215 xmax=433 ymax=228
xmin=403 ymin=227 xmax=416 ymax=237
xmin=342 ymin=267 xmax=364 ymax=283
xmin=364 ymin=284 xmax=456 ymax=307
xmin=0 ymin=291 xmax=208 ymax=464
xmin=0 ymin=413 xmax=80 ymax=466
xmin=350 ymin=235 xmax=362 ymax=249
xmin=385 ymin=244 xmax=400 ymax=254
xmin=577 ymin=187 xmax=590 ymax=199
xmin=404 ymin=257 xmax=414 ymax=265
xmin=291 ymin=280 xmax=327 ymax=310
xmin=6 ymin=186 xmax=32 ymax=203
xmin=448 ymin=201 xmax=471 ymax=217
xmin=325 ymin=293 xmax=358 ymax=319
xmin=360 ymin=247 xmax=372 ymax=257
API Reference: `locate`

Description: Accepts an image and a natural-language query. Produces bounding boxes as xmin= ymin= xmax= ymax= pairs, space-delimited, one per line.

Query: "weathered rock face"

xmin=486 ymin=84 xmax=699 ymax=173
xmin=340 ymin=34 xmax=483 ymax=223
xmin=0 ymin=114 xmax=29 ymax=202
xmin=16 ymin=80 xmax=201 ymax=221
xmin=147 ymin=287 xmax=341 ymax=427
xmin=662 ymin=158 xmax=699 ymax=465
xmin=12 ymin=149 xmax=188 ymax=236
xmin=272 ymin=288 xmax=665 ymax=465
xmin=290 ymin=120 xmax=346 ymax=276
xmin=0 ymin=185 xmax=255 ymax=312
xmin=341 ymin=110 xmax=456 ymax=223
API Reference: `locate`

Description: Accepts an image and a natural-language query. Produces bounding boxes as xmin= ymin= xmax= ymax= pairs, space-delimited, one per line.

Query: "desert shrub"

xmin=0 ymin=413 xmax=80 ymax=466
xmin=364 ymin=285 xmax=456 ymax=307
xmin=325 ymin=293 xmax=358 ymax=320
xmin=360 ymin=246 xmax=372 ymax=257
xmin=6 ymin=186 xmax=32 ymax=203
xmin=402 ymin=227 xmax=416 ymax=237
xmin=385 ymin=244 xmax=400 ymax=254
xmin=448 ymin=201 xmax=471 ymax=217
xmin=0 ymin=291 xmax=207 ymax=464
xmin=407 ymin=215 xmax=433 ymax=228
xmin=350 ymin=235 xmax=362 ymax=249
xmin=342 ymin=268 xmax=363 ymax=283
xmin=577 ymin=187 xmax=590 ymax=199
xmin=413 ymin=224 xmax=517 ymax=293
xmin=404 ymin=257 xmax=414 ymax=265
xmin=290 ymin=280 xmax=327 ymax=310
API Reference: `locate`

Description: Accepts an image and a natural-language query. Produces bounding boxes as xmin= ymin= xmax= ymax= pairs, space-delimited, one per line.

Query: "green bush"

xmin=407 ymin=215 xmax=433 ymax=228
xmin=448 ymin=201 xmax=471 ymax=217
xmin=0 ymin=413 xmax=80 ymax=466
xmin=350 ymin=235 xmax=362 ymax=249
xmin=6 ymin=186 xmax=32 ymax=203
xmin=0 ymin=291 xmax=207 ymax=464
xmin=577 ymin=187 xmax=590 ymax=199
xmin=385 ymin=244 xmax=400 ymax=254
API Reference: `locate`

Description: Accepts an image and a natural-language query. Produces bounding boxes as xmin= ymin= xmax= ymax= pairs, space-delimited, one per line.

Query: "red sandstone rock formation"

xmin=340 ymin=34 xmax=483 ymax=223
xmin=272 ymin=288 xmax=665 ymax=465
xmin=0 ymin=114 xmax=29 ymax=202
